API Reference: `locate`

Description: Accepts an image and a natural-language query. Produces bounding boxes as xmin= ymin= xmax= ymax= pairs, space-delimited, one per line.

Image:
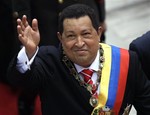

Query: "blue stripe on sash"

xmin=106 ymin=45 xmax=120 ymax=108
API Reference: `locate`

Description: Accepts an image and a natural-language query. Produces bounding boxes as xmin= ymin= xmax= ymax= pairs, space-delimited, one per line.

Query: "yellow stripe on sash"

xmin=92 ymin=43 xmax=112 ymax=115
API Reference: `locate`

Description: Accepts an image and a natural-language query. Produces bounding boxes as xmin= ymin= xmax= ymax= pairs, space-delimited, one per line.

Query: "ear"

xmin=98 ymin=26 xmax=103 ymax=36
xmin=57 ymin=32 xmax=62 ymax=42
xmin=97 ymin=26 xmax=103 ymax=41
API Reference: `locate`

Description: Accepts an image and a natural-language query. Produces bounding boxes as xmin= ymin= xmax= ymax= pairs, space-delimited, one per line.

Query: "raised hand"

xmin=17 ymin=15 xmax=40 ymax=59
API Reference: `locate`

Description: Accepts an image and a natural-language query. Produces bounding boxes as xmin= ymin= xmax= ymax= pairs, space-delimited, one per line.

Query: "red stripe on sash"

xmin=113 ymin=49 xmax=129 ymax=114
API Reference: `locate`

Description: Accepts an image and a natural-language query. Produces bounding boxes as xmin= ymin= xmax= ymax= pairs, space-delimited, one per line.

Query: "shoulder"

xmin=129 ymin=31 xmax=150 ymax=56
xmin=39 ymin=45 xmax=57 ymax=52
xmin=37 ymin=46 xmax=61 ymax=59
xmin=130 ymin=31 xmax=150 ymax=49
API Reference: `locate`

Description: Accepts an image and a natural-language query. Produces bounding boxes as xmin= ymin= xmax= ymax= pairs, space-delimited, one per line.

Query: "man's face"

xmin=58 ymin=16 xmax=102 ymax=67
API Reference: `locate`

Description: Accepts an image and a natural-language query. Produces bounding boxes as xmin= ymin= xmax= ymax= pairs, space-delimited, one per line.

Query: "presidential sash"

xmin=91 ymin=43 xmax=129 ymax=115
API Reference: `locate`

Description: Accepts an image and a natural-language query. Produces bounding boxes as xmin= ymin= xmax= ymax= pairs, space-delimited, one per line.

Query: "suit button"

xmin=58 ymin=0 xmax=63 ymax=4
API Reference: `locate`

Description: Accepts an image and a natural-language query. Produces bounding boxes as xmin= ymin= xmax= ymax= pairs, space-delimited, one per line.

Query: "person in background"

xmin=129 ymin=31 xmax=150 ymax=80
xmin=12 ymin=0 xmax=106 ymax=46
xmin=7 ymin=4 xmax=150 ymax=115
xmin=0 ymin=0 xmax=19 ymax=86
xmin=12 ymin=0 xmax=106 ymax=115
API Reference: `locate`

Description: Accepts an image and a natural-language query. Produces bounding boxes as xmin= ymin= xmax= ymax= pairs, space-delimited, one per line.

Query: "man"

xmin=7 ymin=4 xmax=150 ymax=115
xmin=129 ymin=31 xmax=150 ymax=80
xmin=0 ymin=0 xmax=17 ymax=83
xmin=12 ymin=1 xmax=106 ymax=114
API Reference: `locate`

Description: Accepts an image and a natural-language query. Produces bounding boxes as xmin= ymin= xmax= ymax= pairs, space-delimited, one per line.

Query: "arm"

xmin=129 ymin=32 xmax=150 ymax=80
xmin=130 ymin=52 xmax=150 ymax=114
xmin=6 ymin=15 xmax=40 ymax=87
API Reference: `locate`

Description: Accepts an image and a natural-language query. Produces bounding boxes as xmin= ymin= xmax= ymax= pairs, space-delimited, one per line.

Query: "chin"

xmin=75 ymin=59 xmax=91 ymax=67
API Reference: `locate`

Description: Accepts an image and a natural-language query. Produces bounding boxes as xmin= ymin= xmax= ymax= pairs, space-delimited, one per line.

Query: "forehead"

xmin=63 ymin=16 xmax=93 ymax=31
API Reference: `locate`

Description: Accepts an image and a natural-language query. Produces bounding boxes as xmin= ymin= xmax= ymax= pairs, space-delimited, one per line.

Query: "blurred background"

xmin=105 ymin=0 xmax=150 ymax=49
xmin=105 ymin=0 xmax=150 ymax=114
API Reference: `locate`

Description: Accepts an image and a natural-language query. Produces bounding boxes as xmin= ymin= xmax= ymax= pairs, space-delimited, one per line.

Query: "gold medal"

xmin=92 ymin=106 xmax=114 ymax=115
xmin=87 ymin=84 xmax=92 ymax=93
xmin=89 ymin=95 xmax=98 ymax=107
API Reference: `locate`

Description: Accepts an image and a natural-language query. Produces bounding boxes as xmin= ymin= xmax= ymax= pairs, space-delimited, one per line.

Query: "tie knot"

xmin=81 ymin=69 xmax=93 ymax=84
xmin=80 ymin=69 xmax=94 ymax=80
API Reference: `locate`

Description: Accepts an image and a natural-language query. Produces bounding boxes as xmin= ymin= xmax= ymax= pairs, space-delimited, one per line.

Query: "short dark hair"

xmin=58 ymin=4 xmax=99 ymax=34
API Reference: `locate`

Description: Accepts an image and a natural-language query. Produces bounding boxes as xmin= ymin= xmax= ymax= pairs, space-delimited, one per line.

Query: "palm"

xmin=17 ymin=15 xmax=40 ymax=58
xmin=23 ymin=24 xmax=40 ymax=49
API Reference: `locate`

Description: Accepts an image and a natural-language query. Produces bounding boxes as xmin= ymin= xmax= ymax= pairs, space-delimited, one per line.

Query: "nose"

xmin=75 ymin=36 xmax=84 ymax=47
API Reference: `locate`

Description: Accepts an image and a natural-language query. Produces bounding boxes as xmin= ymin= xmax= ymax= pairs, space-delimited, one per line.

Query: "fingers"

xmin=17 ymin=19 xmax=23 ymax=39
xmin=17 ymin=15 xmax=38 ymax=33
xmin=32 ymin=19 xmax=39 ymax=32
xmin=17 ymin=15 xmax=28 ymax=36
xmin=22 ymin=15 xmax=29 ymax=27
xmin=17 ymin=15 xmax=28 ymax=29
xmin=16 ymin=15 xmax=29 ymax=42
xmin=16 ymin=15 xmax=39 ymax=44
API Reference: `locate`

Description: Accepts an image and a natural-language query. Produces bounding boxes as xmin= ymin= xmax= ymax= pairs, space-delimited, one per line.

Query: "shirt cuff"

xmin=17 ymin=46 xmax=39 ymax=73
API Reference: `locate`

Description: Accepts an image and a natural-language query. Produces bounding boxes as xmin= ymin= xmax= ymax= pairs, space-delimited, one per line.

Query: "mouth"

xmin=75 ymin=49 xmax=88 ymax=55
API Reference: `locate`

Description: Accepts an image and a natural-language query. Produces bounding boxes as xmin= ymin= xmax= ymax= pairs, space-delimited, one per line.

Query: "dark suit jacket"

xmin=7 ymin=44 xmax=150 ymax=115
xmin=12 ymin=0 xmax=105 ymax=46
xmin=129 ymin=31 xmax=150 ymax=80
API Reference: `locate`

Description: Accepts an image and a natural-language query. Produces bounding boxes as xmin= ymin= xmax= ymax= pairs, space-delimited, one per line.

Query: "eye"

xmin=84 ymin=32 xmax=90 ymax=35
xmin=66 ymin=34 xmax=76 ymax=39
xmin=82 ymin=32 xmax=91 ymax=38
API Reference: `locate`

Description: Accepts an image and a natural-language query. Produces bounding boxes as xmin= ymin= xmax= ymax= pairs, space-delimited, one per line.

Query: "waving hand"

xmin=17 ymin=15 xmax=40 ymax=59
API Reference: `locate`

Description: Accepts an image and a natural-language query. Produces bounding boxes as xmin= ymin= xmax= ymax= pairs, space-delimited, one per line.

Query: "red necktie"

xmin=80 ymin=69 xmax=98 ymax=97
